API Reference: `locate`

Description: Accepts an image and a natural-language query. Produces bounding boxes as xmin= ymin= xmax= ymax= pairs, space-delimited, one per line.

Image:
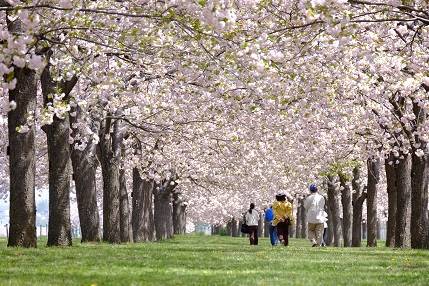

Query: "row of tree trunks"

xmin=70 ymin=111 xmax=101 ymax=243
xmin=339 ymin=173 xmax=352 ymax=247
xmin=352 ymin=166 xmax=366 ymax=247
xmin=327 ymin=176 xmax=341 ymax=247
xmin=367 ymin=158 xmax=380 ymax=247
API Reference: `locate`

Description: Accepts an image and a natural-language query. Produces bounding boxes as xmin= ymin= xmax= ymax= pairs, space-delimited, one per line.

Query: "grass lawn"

xmin=1 ymin=235 xmax=428 ymax=286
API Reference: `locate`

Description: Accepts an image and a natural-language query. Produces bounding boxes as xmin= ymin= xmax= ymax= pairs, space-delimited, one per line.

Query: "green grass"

xmin=0 ymin=235 xmax=428 ymax=286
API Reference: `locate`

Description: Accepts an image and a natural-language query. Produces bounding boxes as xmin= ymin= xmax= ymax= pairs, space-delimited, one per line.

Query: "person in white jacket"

xmin=304 ymin=184 xmax=327 ymax=247
xmin=245 ymin=203 xmax=260 ymax=245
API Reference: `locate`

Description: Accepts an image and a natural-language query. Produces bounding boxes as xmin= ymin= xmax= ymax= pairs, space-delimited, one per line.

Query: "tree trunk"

xmin=41 ymin=62 xmax=76 ymax=247
xmin=258 ymin=216 xmax=264 ymax=237
xmin=132 ymin=169 xmax=155 ymax=242
xmin=410 ymin=101 xmax=429 ymax=249
xmin=395 ymin=154 xmax=412 ymax=248
xmin=411 ymin=152 xmax=429 ymax=249
xmin=99 ymin=115 xmax=122 ymax=243
xmin=326 ymin=195 xmax=334 ymax=246
xmin=385 ymin=159 xmax=397 ymax=247
xmin=367 ymin=157 xmax=380 ymax=247
xmin=7 ymin=66 xmax=37 ymax=248
xmin=295 ymin=202 xmax=302 ymax=238
xmin=327 ymin=176 xmax=341 ymax=247
xmin=352 ymin=166 xmax=366 ymax=247
xmin=231 ymin=218 xmax=238 ymax=237
xmin=119 ymin=165 xmax=131 ymax=243
xmin=154 ymin=187 xmax=173 ymax=240
xmin=339 ymin=174 xmax=352 ymax=247
xmin=300 ymin=202 xmax=307 ymax=239
xmin=173 ymin=192 xmax=187 ymax=235
xmin=264 ymin=219 xmax=270 ymax=238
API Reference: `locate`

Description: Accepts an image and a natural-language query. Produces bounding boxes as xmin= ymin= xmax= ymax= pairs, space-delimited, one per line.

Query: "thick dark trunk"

xmin=231 ymin=218 xmax=238 ymax=237
xmin=367 ymin=157 xmax=380 ymax=247
xmin=258 ymin=216 xmax=264 ymax=237
xmin=99 ymin=116 xmax=123 ymax=243
xmin=339 ymin=174 xmax=352 ymax=247
xmin=352 ymin=166 xmax=366 ymax=247
xmin=173 ymin=192 xmax=187 ymax=235
xmin=295 ymin=202 xmax=302 ymax=238
xmin=41 ymin=61 xmax=76 ymax=247
xmin=7 ymin=66 xmax=37 ymax=248
xmin=119 ymin=166 xmax=131 ymax=243
xmin=395 ymin=154 xmax=412 ymax=248
xmin=385 ymin=159 xmax=397 ymax=247
xmin=154 ymin=187 xmax=173 ymax=240
xmin=410 ymin=101 xmax=429 ymax=249
xmin=326 ymin=197 xmax=334 ymax=246
xmin=411 ymin=153 xmax=429 ymax=249
xmin=131 ymin=169 xmax=155 ymax=242
xmin=300 ymin=202 xmax=307 ymax=239
xmin=327 ymin=176 xmax=341 ymax=247
xmin=264 ymin=219 xmax=270 ymax=238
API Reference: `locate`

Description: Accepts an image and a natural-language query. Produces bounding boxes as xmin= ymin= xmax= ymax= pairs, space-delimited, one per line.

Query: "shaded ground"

xmin=0 ymin=235 xmax=428 ymax=285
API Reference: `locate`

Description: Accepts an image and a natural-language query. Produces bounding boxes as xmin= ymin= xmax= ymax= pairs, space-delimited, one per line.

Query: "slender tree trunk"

xmin=7 ymin=67 xmax=37 ymax=248
xmin=119 ymin=165 xmax=131 ymax=243
xmin=327 ymin=176 xmax=341 ymax=247
xmin=258 ymin=216 xmax=264 ymax=237
xmin=367 ymin=157 xmax=380 ymax=247
xmin=339 ymin=174 xmax=352 ymax=247
xmin=395 ymin=154 xmax=412 ymax=248
xmin=264 ymin=218 xmax=270 ymax=238
xmin=352 ymin=166 xmax=366 ymax=247
xmin=99 ymin=115 xmax=123 ymax=243
xmin=385 ymin=159 xmax=397 ymax=247
xmin=300 ymin=202 xmax=307 ymax=239
xmin=230 ymin=218 xmax=238 ymax=237
xmin=132 ymin=169 xmax=155 ymax=242
xmin=295 ymin=202 xmax=302 ymax=238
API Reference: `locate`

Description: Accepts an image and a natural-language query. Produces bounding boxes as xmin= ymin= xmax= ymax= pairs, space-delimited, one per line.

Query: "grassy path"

xmin=1 ymin=235 xmax=428 ymax=285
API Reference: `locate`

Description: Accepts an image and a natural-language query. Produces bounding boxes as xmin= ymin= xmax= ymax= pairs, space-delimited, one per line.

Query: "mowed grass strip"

xmin=0 ymin=235 xmax=428 ymax=286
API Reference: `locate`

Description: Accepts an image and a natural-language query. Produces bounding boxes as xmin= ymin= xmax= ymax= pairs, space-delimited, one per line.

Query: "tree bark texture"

xmin=385 ymin=159 xmax=397 ymax=247
xmin=131 ymin=169 xmax=155 ymax=242
xmin=119 ymin=165 xmax=132 ymax=243
xmin=41 ymin=60 xmax=77 ymax=247
xmin=395 ymin=154 xmax=412 ymax=248
xmin=352 ymin=167 xmax=366 ymax=247
xmin=173 ymin=192 xmax=187 ymax=235
xmin=327 ymin=176 xmax=342 ymax=247
xmin=6 ymin=16 xmax=37 ymax=248
xmin=367 ymin=157 xmax=380 ymax=247
xmin=295 ymin=202 xmax=302 ymax=239
xmin=300 ymin=201 xmax=307 ymax=239
xmin=99 ymin=115 xmax=123 ymax=243
xmin=154 ymin=185 xmax=173 ymax=240
xmin=339 ymin=173 xmax=352 ymax=247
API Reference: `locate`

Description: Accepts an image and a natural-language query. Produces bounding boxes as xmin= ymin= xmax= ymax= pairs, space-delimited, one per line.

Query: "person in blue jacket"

xmin=265 ymin=205 xmax=278 ymax=246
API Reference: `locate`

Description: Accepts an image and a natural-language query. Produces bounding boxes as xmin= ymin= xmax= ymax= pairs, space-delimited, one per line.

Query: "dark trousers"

xmin=276 ymin=222 xmax=289 ymax=246
xmin=248 ymin=226 xmax=258 ymax=245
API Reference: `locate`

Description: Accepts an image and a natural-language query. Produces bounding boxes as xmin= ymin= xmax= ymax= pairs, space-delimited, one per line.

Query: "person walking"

xmin=245 ymin=203 xmax=259 ymax=245
xmin=265 ymin=205 xmax=278 ymax=246
xmin=272 ymin=193 xmax=293 ymax=246
xmin=304 ymin=184 xmax=326 ymax=247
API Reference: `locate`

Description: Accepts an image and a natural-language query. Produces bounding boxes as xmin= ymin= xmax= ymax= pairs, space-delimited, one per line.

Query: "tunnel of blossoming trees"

xmin=0 ymin=0 xmax=428 ymax=252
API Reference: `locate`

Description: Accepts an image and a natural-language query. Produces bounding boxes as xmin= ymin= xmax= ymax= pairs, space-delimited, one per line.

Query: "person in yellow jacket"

xmin=272 ymin=193 xmax=293 ymax=246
